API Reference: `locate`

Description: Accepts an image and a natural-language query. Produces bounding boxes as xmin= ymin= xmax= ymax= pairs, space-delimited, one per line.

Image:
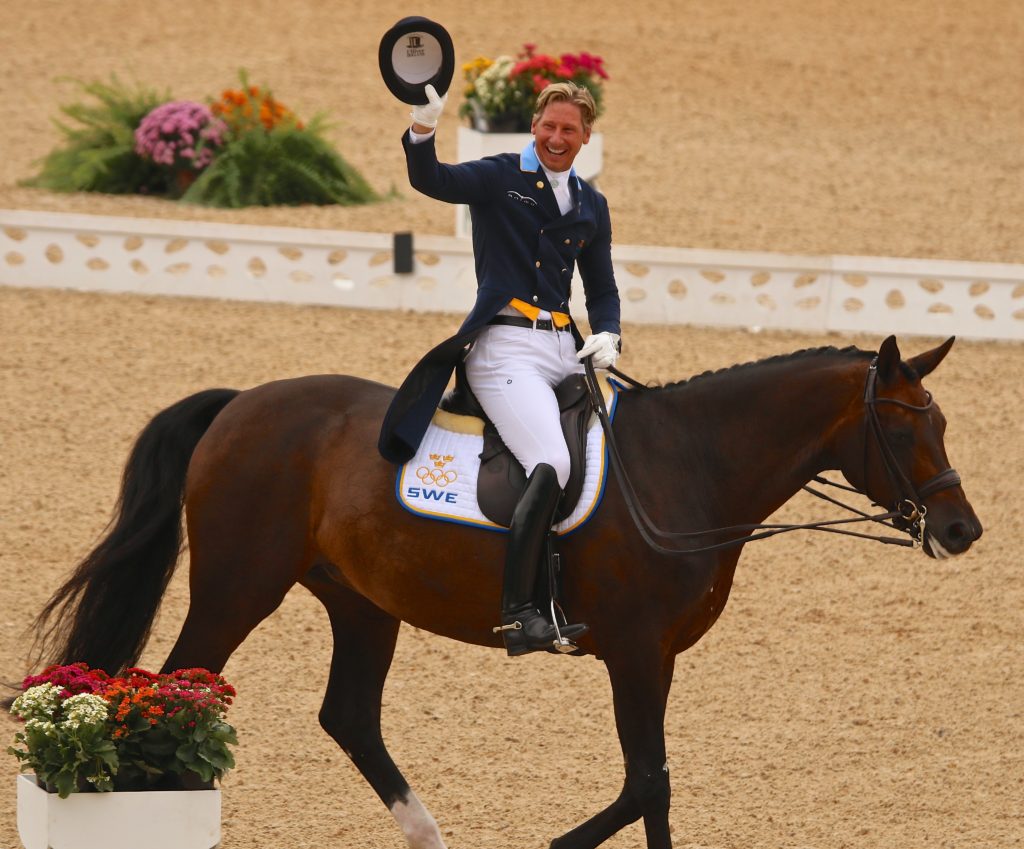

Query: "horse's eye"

xmin=890 ymin=429 xmax=914 ymax=447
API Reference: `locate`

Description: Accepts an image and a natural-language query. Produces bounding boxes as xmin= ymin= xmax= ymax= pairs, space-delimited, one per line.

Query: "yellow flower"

xmin=462 ymin=56 xmax=494 ymax=80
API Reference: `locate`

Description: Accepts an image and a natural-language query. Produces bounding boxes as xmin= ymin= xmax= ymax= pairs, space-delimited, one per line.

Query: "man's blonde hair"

xmin=533 ymin=82 xmax=597 ymax=130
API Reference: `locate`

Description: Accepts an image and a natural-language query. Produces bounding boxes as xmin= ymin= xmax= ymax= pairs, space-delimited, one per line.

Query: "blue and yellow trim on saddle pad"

xmin=395 ymin=376 xmax=622 ymax=534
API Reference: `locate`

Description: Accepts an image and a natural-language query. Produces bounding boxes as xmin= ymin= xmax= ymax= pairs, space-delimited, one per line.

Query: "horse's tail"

xmin=32 ymin=387 xmax=241 ymax=676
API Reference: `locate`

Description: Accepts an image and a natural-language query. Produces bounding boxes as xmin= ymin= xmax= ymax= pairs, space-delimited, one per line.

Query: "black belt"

xmin=488 ymin=315 xmax=570 ymax=332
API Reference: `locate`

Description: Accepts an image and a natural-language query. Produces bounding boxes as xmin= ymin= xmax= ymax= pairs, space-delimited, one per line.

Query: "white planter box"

xmin=454 ymin=126 xmax=604 ymax=238
xmin=16 ymin=773 xmax=221 ymax=849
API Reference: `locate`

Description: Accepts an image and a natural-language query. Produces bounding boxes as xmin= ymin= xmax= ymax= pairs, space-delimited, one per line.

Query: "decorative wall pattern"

xmin=3 ymin=209 xmax=1022 ymax=340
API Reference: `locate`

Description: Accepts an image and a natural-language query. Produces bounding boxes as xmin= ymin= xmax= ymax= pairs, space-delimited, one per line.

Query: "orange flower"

xmin=210 ymin=78 xmax=303 ymax=133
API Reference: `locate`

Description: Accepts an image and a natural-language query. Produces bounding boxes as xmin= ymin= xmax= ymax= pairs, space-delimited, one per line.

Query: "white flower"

xmin=24 ymin=718 xmax=58 ymax=738
xmin=61 ymin=694 xmax=110 ymax=729
xmin=10 ymin=684 xmax=62 ymax=721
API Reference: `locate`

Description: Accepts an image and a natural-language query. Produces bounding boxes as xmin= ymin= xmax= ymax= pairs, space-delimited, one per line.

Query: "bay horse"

xmin=28 ymin=335 xmax=981 ymax=849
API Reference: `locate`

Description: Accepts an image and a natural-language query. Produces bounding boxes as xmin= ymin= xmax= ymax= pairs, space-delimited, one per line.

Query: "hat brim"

xmin=378 ymin=17 xmax=455 ymax=105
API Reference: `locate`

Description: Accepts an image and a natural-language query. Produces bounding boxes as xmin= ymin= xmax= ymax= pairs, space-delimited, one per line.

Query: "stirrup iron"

xmin=548 ymin=604 xmax=579 ymax=652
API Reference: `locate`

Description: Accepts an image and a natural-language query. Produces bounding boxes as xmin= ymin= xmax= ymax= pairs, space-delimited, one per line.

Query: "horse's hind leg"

xmin=306 ymin=570 xmax=448 ymax=849
xmin=160 ymin=532 xmax=302 ymax=674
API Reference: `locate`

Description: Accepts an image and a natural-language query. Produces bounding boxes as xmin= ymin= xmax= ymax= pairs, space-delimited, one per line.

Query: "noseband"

xmin=862 ymin=358 xmax=962 ymax=545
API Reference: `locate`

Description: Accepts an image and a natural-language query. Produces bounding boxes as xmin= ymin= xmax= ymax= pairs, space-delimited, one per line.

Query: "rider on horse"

xmin=378 ymin=80 xmax=622 ymax=657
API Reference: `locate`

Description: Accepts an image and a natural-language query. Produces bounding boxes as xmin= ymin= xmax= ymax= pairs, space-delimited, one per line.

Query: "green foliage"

xmin=174 ymin=722 xmax=238 ymax=783
xmin=23 ymin=77 xmax=170 ymax=195
xmin=112 ymin=703 xmax=237 ymax=789
xmin=9 ymin=717 xmax=119 ymax=797
xmin=181 ymin=116 xmax=380 ymax=208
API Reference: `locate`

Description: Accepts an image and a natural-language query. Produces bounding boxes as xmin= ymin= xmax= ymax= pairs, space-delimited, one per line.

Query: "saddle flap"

xmin=554 ymin=374 xmax=588 ymax=412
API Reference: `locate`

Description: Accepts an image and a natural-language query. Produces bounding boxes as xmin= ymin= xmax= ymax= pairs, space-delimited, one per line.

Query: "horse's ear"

xmin=907 ymin=336 xmax=955 ymax=379
xmin=876 ymin=335 xmax=902 ymax=381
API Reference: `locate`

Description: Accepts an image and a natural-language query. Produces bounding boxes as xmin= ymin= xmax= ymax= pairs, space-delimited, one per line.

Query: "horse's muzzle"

xmin=923 ymin=514 xmax=983 ymax=559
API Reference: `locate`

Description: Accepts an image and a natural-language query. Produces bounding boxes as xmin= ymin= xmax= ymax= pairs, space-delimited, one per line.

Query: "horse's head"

xmin=839 ymin=335 xmax=982 ymax=558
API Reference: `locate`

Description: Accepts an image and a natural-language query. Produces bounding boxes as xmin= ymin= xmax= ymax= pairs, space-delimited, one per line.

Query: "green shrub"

xmin=23 ymin=77 xmax=170 ymax=195
xmin=24 ymin=75 xmax=382 ymax=208
xmin=181 ymin=116 xmax=380 ymax=208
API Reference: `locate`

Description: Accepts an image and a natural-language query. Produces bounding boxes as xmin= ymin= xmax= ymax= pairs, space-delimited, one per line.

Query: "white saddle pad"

xmin=396 ymin=376 xmax=621 ymax=535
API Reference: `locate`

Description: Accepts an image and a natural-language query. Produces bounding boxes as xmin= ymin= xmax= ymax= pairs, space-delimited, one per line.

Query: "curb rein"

xmin=582 ymin=357 xmax=962 ymax=556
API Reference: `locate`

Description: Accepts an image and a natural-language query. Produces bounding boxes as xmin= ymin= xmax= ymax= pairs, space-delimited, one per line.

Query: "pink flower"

xmin=135 ymin=101 xmax=227 ymax=172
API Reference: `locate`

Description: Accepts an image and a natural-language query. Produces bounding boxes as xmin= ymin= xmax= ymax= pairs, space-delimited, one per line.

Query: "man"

xmin=378 ymin=80 xmax=621 ymax=656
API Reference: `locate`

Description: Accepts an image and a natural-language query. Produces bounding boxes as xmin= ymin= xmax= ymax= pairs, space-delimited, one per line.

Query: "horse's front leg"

xmin=551 ymin=651 xmax=674 ymax=849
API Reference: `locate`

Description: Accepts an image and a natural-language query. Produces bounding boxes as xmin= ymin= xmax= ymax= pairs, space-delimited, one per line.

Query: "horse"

xmin=27 ymin=334 xmax=982 ymax=849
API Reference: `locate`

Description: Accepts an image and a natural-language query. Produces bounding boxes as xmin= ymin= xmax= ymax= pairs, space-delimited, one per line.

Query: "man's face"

xmin=531 ymin=100 xmax=591 ymax=172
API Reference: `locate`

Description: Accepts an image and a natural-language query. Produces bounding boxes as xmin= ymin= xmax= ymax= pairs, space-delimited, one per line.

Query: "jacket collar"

xmin=520 ymin=140 xmax=579 ymax=186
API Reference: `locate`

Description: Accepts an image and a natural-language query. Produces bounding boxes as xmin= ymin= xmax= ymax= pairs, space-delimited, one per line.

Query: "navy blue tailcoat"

xmin=378 ymin=132 xmax=621 ymax=464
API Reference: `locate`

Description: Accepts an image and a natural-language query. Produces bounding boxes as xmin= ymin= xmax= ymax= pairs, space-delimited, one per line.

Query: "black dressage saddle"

xmin=439 ymin=360 xmax=592 ymax=527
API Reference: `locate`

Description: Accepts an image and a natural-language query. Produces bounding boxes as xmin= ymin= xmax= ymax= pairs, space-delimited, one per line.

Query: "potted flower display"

xmin=9 ymin=664 xmax=237 ymax=849
xmin=454 ymin=44 xmax=609 ymax=236
xmin=459 ymin=43 xmax=608 ymax=133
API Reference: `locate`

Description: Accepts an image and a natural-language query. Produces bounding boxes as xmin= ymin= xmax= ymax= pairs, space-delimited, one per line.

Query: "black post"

xmin=393 ymin=232 xmax=414 ymax=274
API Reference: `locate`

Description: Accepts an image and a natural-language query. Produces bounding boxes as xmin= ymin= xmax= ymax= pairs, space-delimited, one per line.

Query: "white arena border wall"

xmin=3 ymin=209 xmax=1022 ymax=341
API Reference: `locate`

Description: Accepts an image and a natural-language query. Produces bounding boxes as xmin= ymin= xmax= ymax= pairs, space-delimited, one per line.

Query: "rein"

xmin=586 ymin=358 xmax=962 ymax=556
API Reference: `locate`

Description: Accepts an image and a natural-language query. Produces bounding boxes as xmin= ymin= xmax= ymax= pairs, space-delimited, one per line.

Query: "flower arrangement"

xmin=25 ymin=72 xmax=379 ymax=207
xmin=7 ymin=663 xmax=237 ymax=798
xmin=459 ymin=43 xmax=609 ymax=133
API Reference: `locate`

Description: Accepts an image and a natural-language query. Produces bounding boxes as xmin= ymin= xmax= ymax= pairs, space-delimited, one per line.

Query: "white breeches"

xmin=464 ymin=317 xmax=583 ymax=489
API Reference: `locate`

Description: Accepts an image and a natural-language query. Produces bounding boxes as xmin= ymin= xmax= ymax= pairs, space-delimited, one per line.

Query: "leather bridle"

xmin=860 ymin=358 xmax=962 ymax=542
xmin=581 ymin=355 xmax=962 ymax=556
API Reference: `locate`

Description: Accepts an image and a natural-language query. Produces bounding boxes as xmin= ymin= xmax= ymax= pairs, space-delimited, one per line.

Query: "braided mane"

xmin=651 ymin=345 xmax=874 ymax=392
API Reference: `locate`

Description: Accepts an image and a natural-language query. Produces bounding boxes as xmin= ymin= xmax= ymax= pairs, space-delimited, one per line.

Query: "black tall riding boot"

xmin=494 ymin=463 xmax=588 ymax=657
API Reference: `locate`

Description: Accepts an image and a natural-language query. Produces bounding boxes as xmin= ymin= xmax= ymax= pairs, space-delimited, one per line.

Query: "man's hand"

xmin=577 ymin=332 xmax=621 ymax=369
xmin=411 ymin=84 xmax=447 ymax=132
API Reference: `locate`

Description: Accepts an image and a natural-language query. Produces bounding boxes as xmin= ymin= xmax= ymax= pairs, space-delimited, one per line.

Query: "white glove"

xmin=577 ymin=332 xmax=621 ymax=369
xmin=410 ymin=84 xmax=447 ymax=129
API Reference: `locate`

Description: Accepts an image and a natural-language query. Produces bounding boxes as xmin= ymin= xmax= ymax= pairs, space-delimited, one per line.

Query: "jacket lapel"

xmin=544 ymin=177 xmax=583 ymax=229
xmin=520 ymin=168 xmax=561 ymax=220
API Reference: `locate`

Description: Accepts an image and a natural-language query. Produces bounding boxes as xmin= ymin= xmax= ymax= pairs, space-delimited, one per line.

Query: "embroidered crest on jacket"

xmin=506 ymin=190 xmax=538 ymax=207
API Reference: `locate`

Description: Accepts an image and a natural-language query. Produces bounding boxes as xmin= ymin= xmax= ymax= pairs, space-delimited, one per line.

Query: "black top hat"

xmin=378 ymin=17 xmax=455 ymax=105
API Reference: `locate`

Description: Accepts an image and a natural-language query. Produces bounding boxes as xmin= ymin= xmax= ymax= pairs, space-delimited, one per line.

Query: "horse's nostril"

xmin=947 ymin=521 xmax=967 ymax=543
xmin=942 ymin=519 xmax=981 ymax=553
